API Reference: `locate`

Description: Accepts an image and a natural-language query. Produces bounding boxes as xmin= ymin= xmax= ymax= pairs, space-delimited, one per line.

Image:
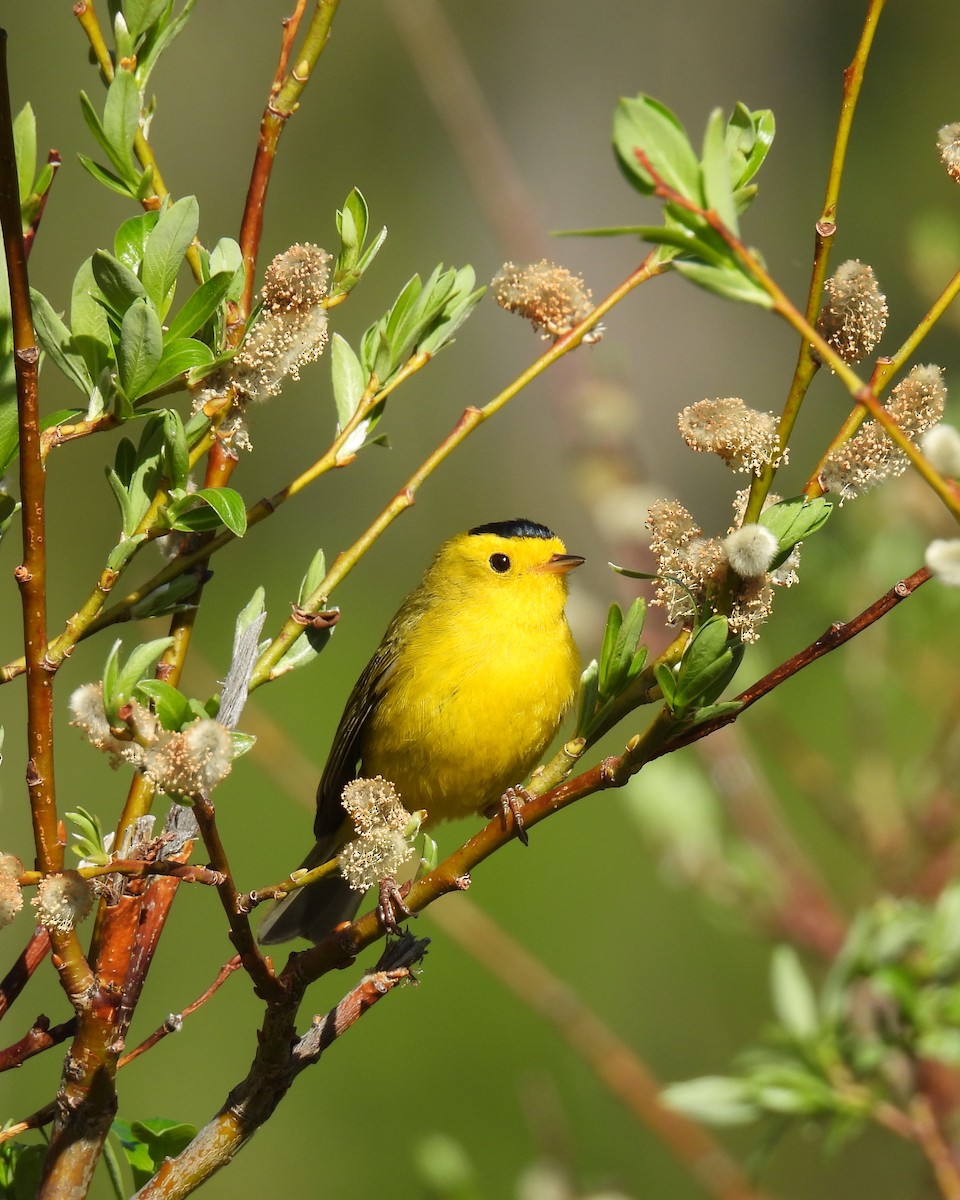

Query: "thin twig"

xmin=118 ymin=956 xmax=242 ymax=1068
xmin=746 ymin=0 xmax=887 ymax=523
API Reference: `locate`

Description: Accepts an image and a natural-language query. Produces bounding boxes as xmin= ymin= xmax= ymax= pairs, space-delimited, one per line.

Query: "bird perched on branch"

xmin=259 ymin=518 xmax=583 ymax=945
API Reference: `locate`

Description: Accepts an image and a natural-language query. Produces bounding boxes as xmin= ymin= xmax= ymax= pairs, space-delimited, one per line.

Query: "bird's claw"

xmin=377 ymin=877 xmax=414 ymax=934
xmin=495 ymin=785 xmax=532 ymax=846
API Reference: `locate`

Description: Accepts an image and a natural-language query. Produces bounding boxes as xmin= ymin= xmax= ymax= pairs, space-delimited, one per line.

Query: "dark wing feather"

xmin=313 ymin=631 xmax=403 ymax=838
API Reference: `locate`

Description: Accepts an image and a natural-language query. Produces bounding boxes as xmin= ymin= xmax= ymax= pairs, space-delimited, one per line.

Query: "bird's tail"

xmin=258 ymin=838 xmax=362 ymax=945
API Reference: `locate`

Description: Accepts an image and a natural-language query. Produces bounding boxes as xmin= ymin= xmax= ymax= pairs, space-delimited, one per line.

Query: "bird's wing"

xmin=313 ymin=633 xmax=402 ymax=839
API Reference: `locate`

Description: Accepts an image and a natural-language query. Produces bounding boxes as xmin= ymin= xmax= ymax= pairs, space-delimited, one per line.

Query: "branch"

xmin=286 ymin=563 xmax=931 ymax=983
xmin=133 ymin=934 xmax=428 ymax=1199
xmin=237 ymin=0 xmax=342 ymax=317
xmin=750 ymin=0 xmax=887 ymax=520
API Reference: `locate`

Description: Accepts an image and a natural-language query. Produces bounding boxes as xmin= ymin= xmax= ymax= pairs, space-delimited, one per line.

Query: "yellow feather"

xmin=259 ymin=519 xmax=582 ymax=944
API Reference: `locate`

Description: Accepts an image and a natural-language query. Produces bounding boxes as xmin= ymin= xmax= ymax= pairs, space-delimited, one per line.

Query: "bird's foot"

xmin=377 ymin=877 xmax=414 ymax=934
xmin=488 ymin=785 xmax=532 ymax=846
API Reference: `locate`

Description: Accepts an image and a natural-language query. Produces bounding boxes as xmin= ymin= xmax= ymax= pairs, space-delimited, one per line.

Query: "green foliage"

xmin=0 ymin=1136 xmax=45 ymax=1200
xmin=332 ymin=187 xmax=387 ymax=299
xmin=666 ymin=888 xmax=960 ymax=1146
xmin=758 ymin=495 xmax=833 ymax=570
xmin=575 ymin=599 xmax=649 ymax=739
xmin=111 ymin=1119 xmax=198 ymax=1190
xmin=656 ymin=615 xmax=744 ymax=723
xmin=101 ymin=636 xmax=175 ymax=724
xmin=589 ymin=94 xmax=776 ymax=306
xmin=65 ymin=806 xmax=114 ymax=865
xmin=359 ymin=264 xmax=485 ymax=387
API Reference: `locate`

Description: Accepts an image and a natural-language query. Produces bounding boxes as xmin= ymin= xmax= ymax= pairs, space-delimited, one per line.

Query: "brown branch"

xmin=134 ymin=934 xmax=427 ymax=1199
xmin=118 ymin=956 xmax=242 ymax=1069
xmin=428 ymin=899 xmax=767 ymax=1200
xmin=237 ymin=0 xmax=342 ymax=318
xmin=287 ymin=563 xmax=932 ymax=983
xmin=192 ymin=797 xmax=281 ymax=1001
xmin=0 ymin=1013 xmax=76 ymax=1072
xmin=0 ymin=927 xmax=50 ymax=1022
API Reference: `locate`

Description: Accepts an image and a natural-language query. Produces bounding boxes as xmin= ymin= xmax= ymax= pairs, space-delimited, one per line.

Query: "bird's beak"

xmin=541 ymin=553 xmax=585 ymax=574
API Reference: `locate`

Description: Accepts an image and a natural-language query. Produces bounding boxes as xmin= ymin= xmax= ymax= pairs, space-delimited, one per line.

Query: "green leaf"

xmin=114 ymin=637 xmax=176 ymax=710
xmin=124 ymin=0 xmax=170 ymax=39
xmin=164 ymin=271 xmax=233 ymax=341
xmin=166 ymin=486 xmax=247 ymax=536
xmin=114 ymin=211 xmax=160 ymax=273
xmin=771 ymin=945 xmax=820 ymax=1039
xmin=140 ymin=196 xmax=199 ymax=317
xmin=102 ymin=69 xmax=141 ymax=182
xmin=135 ymin=679 xmax=193 ymax=730
xmin=102 ymin=639 xmax=123 ymax=723
xmin=117 ymin=298 xmax=163 ymax=399
xmin=613 ymin=94 xmax=702 ymax=202
xmin=758 ymin=496 xmax=833 ymax=568
xmin=274 ymin=622 xmax=335 ymax=676
xmin=726 ymin=104 xmax=776 ymax=192
xmin=77 ymin=153 xmax=137 ymax=198
xmin=92 ymin=249 xmax=148 ymax=317
xmin=112 ymin=1119 xmax=197 ymax=1189
xmin=29 ymin=288 xmax=94 ymax=395
xmin=661 ymin=1077 xmax=759 ymax=1127
xmin=673 ymin=259 xmax=772 ymax=307
xmin=700 ymin=107 xmax=738 ymax=234
xmin=160 ymin=408 xmax=189 ymax=489
xmin=127 ymin=573 xmax=200 ymax=620
xmin=330 ymin=333 xmax=366 ymax=427
xmin=71 ymin=257 xmax=114 ymax=381
xmin=208 ymin=237 xmax=245 ymax=302
xmin=142 ymin=338 xmax=213 ymax=394
xmin=13 ymin=103 xmax=37 ymax=208
xmin=298 ymin=548 xmax=327 ymax=605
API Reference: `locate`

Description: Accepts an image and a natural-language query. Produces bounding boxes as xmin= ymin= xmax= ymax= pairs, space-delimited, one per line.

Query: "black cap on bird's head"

xmin=468 ymin=518 xmax=556 ymax=541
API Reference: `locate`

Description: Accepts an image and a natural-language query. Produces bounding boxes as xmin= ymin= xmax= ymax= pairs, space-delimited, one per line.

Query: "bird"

xmin=258 ymin=518 xmax=583 ymax=945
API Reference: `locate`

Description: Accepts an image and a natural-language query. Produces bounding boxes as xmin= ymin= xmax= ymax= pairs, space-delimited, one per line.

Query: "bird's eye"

xmin=489 ymin=552 xmax=511 ymax=574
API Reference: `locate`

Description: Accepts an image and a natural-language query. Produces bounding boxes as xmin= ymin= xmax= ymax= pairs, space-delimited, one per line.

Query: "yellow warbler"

xmin=259 ymin=518 xmax=583 ymax=944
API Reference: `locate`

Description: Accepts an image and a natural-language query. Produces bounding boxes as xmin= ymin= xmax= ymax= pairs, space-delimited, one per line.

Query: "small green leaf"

xmin=166 ymin=486 xmax=247 ymax=536
xmin=164 ymin=271 xmax=233 ymax=341
xmin=672 ymin=259 xmax=772 ymax=307
xmin=92 ymin=249 xmax=148 ymax=317
xmin=127 ymin=573 xmax=200 ymax=620
xmin=142 ymin=338 xmax=213 ymax=394
xmin=661 ymin=1076 xmax=759 ymax=1127
xmin=77 ymin=153 xmax=137 ymax=198
xmin=102 ymin=639 xmax=123 ymax=723
xmin=135 ymin=679 xmax=194 ymax=730
xmin=758 ymin=496 xmax=833 ymax=568
xmin=771 ymin=945 xmax=820 ymax=1039
xmin=124 ymin=0 xmax=170 ymax=39
xmin=29 ymin=288 xmax=94 ymax=395
xmin=140 ymin=196 xmax=199 ymax=317
xmin=160 ymin=408 xmax=189 ymax=489
xmin=117 ymin=298 xmax=163 ymax=399
xmin=298 ymin=548 xmax=327 ymax=606
xmin=613 ymin=94 xmax=702 ymax=201
xmin=71 ymin=257 xmax=114 ymax=381
xmin=101 ymin=69 xmax=141 ymax=182
xmin=114 ymin=211 xmax=159 ymax=273
xmin=208 ymin=237 xmax=245 ymax=301
xmin=700 ymin=106 xmax=738 ymax=233
xmin=330 ymin=333 xmax=366 ymax=427
xmin=13 ymin=103 xmax=37 ymax=208
xmin=114 ymin=637 xmax=176 ymax=710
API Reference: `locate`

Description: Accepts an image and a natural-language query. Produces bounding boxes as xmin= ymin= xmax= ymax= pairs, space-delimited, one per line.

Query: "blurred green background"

xmin=3 ymin=1 xmax=960 ymax=1196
